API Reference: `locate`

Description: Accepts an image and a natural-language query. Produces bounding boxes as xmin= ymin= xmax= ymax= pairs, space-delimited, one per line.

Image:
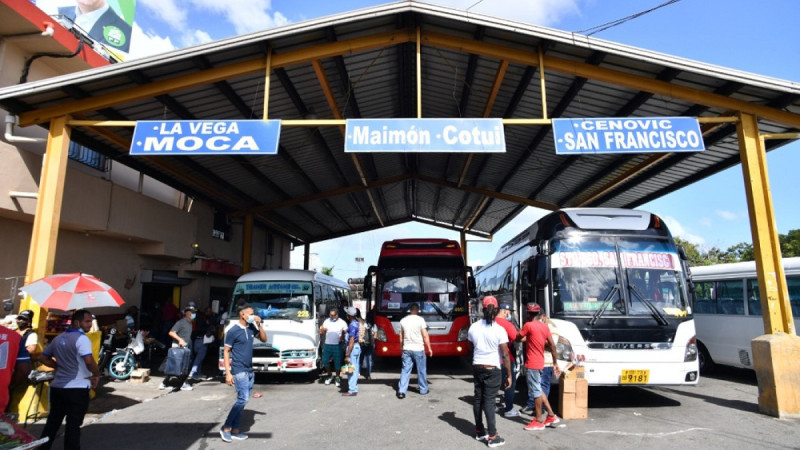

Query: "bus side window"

xmin=747 ymin=279 xmax=762 ymax=316
xmin=788 ymin=275 xmax=800 ymax=317
xmin=716 ymin=280 xmax=744 ymax=315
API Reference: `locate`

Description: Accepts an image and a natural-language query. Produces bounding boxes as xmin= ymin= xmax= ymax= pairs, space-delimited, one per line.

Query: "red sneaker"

xmin=543 ymin=415 xmax=561 ymax=427
xmin=523 ymin=419 xmax=546 ymax=431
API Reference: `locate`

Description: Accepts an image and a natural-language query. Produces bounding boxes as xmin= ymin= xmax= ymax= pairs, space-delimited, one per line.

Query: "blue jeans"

xmin=361 ymin=345 xmax=373 ymax=378
xmin=473 ymin=366 xmax=502 ymax=437
xmin=525 ymin=368 xmax=543 ymax=409
xmin=398 ymin=350 xmax=428 ymax=394
xmin=527 ymin=367 xmax=553 ymax=408
xmin=189 ymin=337 xmax=208 ymax=378
xmin=347 ymin=344 xmax=361 ymax=394
xmin=501 ymin=364 xmax=517 ymax=412
xmin=224 ymin=371 xmax=254 ymax=431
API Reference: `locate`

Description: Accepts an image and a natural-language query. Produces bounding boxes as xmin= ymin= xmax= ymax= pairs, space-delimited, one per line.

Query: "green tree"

xmin=725 ymin=242 xmax=754 ymax=261
xmin=674 ymin=237 xmax=706 ymax=266
xmin=321 ymin=266 xmax=335 ymax=276
xmin=780 ymin=229 xmax=800 ymax=257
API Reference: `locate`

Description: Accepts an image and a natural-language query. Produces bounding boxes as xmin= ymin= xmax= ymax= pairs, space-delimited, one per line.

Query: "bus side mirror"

xmin=468 ymin=277 xmax=477 ymax=298
xmin=677 ymin=245 xmax=689 ymax=261
xmin=537 ymin=240 xmax=551 ymax=257
xmin=363 ymin=266 xmax=376 ymax=299
xmin=535 ymin=255 xmax=550 ymax=286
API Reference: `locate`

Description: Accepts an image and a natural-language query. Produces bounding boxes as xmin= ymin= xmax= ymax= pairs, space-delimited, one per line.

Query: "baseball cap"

xmin=343 ymin=306 xmax=357 ymax=317
xmin=526 ymin=303 xmax=541 ymax=313
xmin=17 ymin=310 xmax=34 ymax=321
xmin=498 ymin=302 xmax=514 ymax=311
xmin=482 ymin=296 xmax=498 ymax=308
xmin=184 ymin=305 xmax=197 ymax=313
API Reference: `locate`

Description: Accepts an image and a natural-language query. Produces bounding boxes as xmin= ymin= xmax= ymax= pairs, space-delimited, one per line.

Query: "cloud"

xmin=137 ymin=0 xmax=188 ymax=28
xmin=699 ymin=217 xmax=713 ymax=228
xmin=192 ymin=0 xmax=290 ymax=35
xmin=181 ymin=29 xmax=214 ymax=48
xmin=662 ymin=215 xmax=705 ymax=246
xmin=715 ymin=210 xmax=738 ymax=221
xmin=128 ymin=23 xmax=177 ymax=59
xmin=428 ymin=0 xmax=584 ymax=26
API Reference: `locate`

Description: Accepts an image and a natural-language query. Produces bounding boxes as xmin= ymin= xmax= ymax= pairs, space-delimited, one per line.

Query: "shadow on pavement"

xmin=660 ymin=387 xmax=758 ymax=414
xmin=438 ymin=411 xmax=475 ymax=438
xmin=588 ymin=386 xmax=681 ymax=408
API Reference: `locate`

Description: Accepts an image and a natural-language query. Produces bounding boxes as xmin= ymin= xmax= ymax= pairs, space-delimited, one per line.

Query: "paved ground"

xmin=20 ymin=359 xmax=800 ymax=450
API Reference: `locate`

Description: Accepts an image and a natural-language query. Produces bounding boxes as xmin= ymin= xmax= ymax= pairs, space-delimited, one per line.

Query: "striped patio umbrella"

xmin=19 ymin=273 xmax=125 ymax=311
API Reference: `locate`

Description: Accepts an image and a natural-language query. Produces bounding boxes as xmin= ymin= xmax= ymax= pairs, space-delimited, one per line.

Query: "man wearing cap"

xmin=160 ymin=305 xmax=197 ymax=391
xmin=468 ymin=296 xmax=511 ymax=448
xmin=342 ymin=306 xmax=361 ymax=397
xmin=495 ymin=302 xmax=519 ymax=417
xmin=397 ymin=303 xmax=432 ymax=399
xmin=518 ymin=303 xmax=561 ymax=431
xmin=15 ymin=310 xmax=39 ymax=356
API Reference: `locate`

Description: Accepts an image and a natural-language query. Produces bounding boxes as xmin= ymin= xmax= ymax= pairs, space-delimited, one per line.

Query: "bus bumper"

xmin=579 ymin=360 xmax=700 ymax=386
xmin=373 ymin=341 xmax=470 ymax=358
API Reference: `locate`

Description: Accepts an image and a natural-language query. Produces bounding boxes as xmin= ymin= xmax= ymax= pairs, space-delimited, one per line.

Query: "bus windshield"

xmin=379 ymin=257 xmax=466 ymax=316
xmin=231 ymin=281 xmax=313 ymax=320
xmin=551 ymin=236 xmax=688 ymax=318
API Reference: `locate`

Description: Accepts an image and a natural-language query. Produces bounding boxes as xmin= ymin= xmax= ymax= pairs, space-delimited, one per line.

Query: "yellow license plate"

xmin=620 ymin=369 xmax=649 ymax=384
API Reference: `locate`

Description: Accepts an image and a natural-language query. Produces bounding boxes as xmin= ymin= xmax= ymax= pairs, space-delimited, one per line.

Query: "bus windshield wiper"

xmin=628 ymin=283 xmax=669 ymax=326
xmin=588 ymin=284 xmax=619 ymax=326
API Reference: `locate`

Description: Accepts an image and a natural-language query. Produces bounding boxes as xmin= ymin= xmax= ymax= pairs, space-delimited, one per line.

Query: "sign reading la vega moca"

xmin=130 ymin=120 xmax=281 ymax=155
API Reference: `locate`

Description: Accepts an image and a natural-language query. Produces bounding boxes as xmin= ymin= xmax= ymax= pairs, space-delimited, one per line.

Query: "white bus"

xmin=690 ymin=257 xmax=800 ymax=372
xmin=475 ymin=208 xmax=699 ymax=386
xmin=218 ymin=269 xmax=352 ymax=375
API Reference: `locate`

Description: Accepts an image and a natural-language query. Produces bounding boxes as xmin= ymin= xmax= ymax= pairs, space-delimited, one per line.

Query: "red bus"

xmin=364 ymin=239 xmax=476 ymax=358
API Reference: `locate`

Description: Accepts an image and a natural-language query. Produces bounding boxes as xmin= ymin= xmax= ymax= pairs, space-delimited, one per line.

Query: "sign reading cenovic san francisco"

xmin=552 ymin=117 xmax=705 ymax=155
xmin=130 ymin=120 xmax=281 ymax=156
xmin=344 ymin=118 xmax=506 ymax=153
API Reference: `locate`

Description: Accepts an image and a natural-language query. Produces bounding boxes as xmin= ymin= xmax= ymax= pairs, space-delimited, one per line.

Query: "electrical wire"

xmin=574 ymin=0 xmax=685 ymax=36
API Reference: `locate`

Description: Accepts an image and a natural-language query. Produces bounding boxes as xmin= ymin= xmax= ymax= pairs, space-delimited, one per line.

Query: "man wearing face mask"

xmin=160 ymin=305 xmax=197 ymax=391
xmin=219 ymin=303 xmax=266 ymax=442
xmin=15 ymin=310 xmax=39 ymax=357
xmin=319 ymin=307 xmax=347 ymax=387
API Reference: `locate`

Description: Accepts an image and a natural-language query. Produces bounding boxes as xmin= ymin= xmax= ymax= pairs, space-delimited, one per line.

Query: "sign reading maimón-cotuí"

xmin=130 ymin=120 xmax=281 ymax=156
xmin=552 ymin=117 xmax=705 ymax=155
xmin=345 ymin=118 xmax=506 ymax=153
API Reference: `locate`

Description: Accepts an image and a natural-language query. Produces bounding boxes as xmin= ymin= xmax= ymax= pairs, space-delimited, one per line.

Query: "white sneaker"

xmin=180 ymin=383 xmax=193 ymax=391
xmin=158 ymin=382 xmax=168 ymax=390
xmin=504 ymin=408 xmax=520 ymax=418
xmin=324 ymin=376 xmax=333 ymax=385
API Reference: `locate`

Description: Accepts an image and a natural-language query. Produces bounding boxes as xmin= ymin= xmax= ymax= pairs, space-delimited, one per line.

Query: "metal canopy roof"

xmin=1 ymin=1 xmax=798 ymax=246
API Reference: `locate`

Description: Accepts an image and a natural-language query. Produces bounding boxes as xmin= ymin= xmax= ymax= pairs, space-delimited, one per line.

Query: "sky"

xmin=35 ymin=0 xmax=800 ymax=278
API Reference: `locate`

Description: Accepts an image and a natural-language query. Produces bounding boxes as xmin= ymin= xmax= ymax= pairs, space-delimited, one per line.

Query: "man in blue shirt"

xmin=220 ymin=303 xmax=266 ymax=442
xmin=39 ymin=309 xmax=101 ymax=450
xmin=342 ymin=306 xmax=361 ymax=397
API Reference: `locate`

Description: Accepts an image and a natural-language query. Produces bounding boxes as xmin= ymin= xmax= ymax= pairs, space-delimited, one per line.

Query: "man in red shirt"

xmin=517 ymin=303 xmax=560 ymax=431
xmin=495 ymin=302 xmax=519 ymax=417
xmin=0 ymin=324 xmax=31 ymax=411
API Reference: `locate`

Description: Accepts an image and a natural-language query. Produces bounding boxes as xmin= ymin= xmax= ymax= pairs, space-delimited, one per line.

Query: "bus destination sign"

xmin=552 ymin=117 xmax=705 ymax=155
xmin=130 ymin=120 xmax=281 ymax=156
xmin=344 ymin=118 xmax=506 ymax=153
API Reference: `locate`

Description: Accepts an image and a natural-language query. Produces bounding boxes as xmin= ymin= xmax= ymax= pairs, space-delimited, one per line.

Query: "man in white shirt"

xmin=397 ymin=303 xmax=432 ymax=399
xmin=319 ymin=307 xmax=347 ymax=387
xmin=468 ymin=296 xmax=511 ymax=448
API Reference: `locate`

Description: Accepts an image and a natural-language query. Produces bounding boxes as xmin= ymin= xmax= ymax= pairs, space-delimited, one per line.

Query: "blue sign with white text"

xmin=552 ymin=117 xmax=705 ymax=154
xmin=130 ymin=120 xmax=281 ymax=156
xmin=345 ymin=118 xmax=506 ymax=153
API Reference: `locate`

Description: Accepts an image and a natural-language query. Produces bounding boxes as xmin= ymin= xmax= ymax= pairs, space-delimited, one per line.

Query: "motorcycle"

xmin=97 ymin=328 xmax=118 ymax=378
xmin=108 ymin=330 xmax=146 ymax=380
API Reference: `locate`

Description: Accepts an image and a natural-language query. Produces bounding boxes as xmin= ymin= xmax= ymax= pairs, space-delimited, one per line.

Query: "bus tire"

xmin=697 ymin=341 xmax=715 ymax=374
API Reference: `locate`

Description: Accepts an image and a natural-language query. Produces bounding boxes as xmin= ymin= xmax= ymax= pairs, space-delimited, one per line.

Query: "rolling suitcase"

xmin=164 ymin=346 xmax=192 ymax=376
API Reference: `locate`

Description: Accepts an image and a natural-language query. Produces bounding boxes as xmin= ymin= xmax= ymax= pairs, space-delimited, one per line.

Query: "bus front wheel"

xmin=697 ymin=341 xmax=716 ymax=374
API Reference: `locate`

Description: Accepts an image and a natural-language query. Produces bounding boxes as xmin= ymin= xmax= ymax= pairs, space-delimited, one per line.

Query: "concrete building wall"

xmin=0 ymin=21 xmax=292 ymax=321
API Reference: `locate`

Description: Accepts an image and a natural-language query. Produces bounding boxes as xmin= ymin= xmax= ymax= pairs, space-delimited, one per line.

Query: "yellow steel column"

xmin=737 ymin=112 xmax=800 ymax=418
xmin=243 ymin=213 xmax=254 ymax=274
xmin=263 ymin=48 xmax=271 ymax=120
xmin=737 ymin=113 xmax=793 ymax=334
xmin=13 ymin=115 xmax=71 ymax=416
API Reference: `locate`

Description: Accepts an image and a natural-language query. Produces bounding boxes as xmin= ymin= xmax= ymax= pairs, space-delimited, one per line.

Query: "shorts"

xmin=321 ymin=343 xmax=343 ymax=370
xmin=526 ymin=368 xmax=543 ymax=399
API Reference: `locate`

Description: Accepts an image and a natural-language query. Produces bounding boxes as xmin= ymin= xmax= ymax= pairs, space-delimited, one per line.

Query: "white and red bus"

xmin=364 ymin=239 xmax=476 ymax=358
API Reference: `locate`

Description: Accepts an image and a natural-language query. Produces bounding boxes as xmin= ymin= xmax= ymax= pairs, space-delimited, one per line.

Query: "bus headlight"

xmin=685 ymin=337 xmax=698 ymax=362
xmin=556 ymin=337 xmax=574 ymax=361
xmin=376 ymin=326 xmax=387 ymax=342
xmin=457 ymin=326 xmax=468 ymax=342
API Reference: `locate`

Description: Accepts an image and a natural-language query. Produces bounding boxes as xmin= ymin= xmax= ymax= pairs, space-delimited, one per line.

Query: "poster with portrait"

xmin=34 ymin=0 xmax=137 ymax=58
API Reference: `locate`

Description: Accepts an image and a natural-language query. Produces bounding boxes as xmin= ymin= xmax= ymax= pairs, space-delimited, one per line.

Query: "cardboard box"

xmin=560 ymin=394 xmax=588 ymax=419
xmin=130 ymin=368 xmax=150 ymax=384
xmin=575 ymin=378 xmax=589 ymax=408
xmin=557 ymin=366 xmax=589 ymax=419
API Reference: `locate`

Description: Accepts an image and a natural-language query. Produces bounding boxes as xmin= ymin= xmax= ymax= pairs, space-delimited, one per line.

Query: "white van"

xmin=218 ymin=269 xmax=352 ymax=374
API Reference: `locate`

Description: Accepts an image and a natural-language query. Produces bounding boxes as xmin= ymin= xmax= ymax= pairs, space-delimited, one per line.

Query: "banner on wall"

xmin=35 ymin=0 xmax=137 ymax=57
